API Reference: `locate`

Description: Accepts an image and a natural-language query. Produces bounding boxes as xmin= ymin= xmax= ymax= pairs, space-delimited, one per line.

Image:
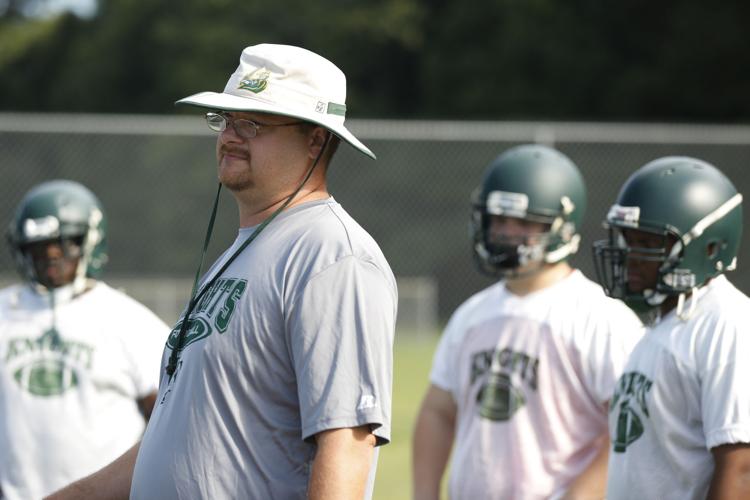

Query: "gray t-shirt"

xmin=131 ymin=198 xmax=397 ymax=499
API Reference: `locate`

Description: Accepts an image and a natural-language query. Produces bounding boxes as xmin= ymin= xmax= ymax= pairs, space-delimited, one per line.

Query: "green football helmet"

xmin=471 ymin=144 xmax=587 ymax=278
xmin=7 ymin=180 xmax=108 ymax=293
xmin=593 ymin=156 xmax=743 ymax=312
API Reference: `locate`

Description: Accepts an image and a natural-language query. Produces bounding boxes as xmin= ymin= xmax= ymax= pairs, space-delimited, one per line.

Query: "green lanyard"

xmin=165 ymin=136 xmax=329 ymax=378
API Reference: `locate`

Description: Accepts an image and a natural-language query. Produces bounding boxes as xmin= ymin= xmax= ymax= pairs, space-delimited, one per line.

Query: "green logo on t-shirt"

xmin=5 ymin=328 xmax=94 ymax=397
xmin=610 ymin=371 xmax=653 ymax=452
xmin=166 ymin=278 xmax=247 ymax=352
xmin=477 ymin=372 xmax=526 ymax=421
xmin=166 ymin=317 xmax=211 ymax=351
xmin=471 ymin=348 xmax=539 ymax=421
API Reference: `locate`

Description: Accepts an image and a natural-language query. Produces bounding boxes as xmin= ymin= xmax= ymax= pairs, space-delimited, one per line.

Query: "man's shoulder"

xmin=685 ymin=276 xmax=750 ymax=335
xmin=705 ymin=274 xmax=750 ymax=309
xmin=0 ymin=282 xmax=24 ymax=297
xmin=449 ymin=281 xmax=506 ymax=326
xmin=0 ymin=283 xmax=26 ymax=311
xmin=550 ymin=270 xmax=642 ymax=331
xmin=559 ymin=268 xmax=607 ymax=294
xmin=564 ymin=270 xmax=634 ymax=308
xmin=281 ymin=199 xmax=390 ymax=266
xmin=85 ymin=282 xmax=166 ymax=322
xmin=295 ymin=200 xmax=375 ymax=242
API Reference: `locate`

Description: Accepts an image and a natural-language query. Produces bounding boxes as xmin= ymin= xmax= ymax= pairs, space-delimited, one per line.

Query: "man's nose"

xmin=219 ymin=121 xmax=243 ymax=143
xmin=37 ymin=242 xmax=65 ymax=259
xmin=491 ymin=220 xmax=524 ymax=237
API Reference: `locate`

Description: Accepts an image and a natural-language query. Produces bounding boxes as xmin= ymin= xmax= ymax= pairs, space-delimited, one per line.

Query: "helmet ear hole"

xmin=706 ymin=241 xmax=720 ymax=259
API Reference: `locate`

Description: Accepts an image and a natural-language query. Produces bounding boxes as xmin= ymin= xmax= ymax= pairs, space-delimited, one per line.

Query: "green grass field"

xmin=373 ymin=334 xmax=443 ymax=499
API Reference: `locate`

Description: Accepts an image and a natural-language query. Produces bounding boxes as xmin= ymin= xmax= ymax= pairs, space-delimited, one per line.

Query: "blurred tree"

xmin=0 ymin=0 xmax=749 ymax=121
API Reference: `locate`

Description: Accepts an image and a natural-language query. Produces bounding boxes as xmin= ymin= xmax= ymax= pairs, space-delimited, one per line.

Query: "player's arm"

xmin=412 ymin=384 xmax=457 ymax=500
xmin=136 ymin=391 xmax=158 ymax=421
xmin=44 ymin=442 xmax=139 ymax=500
xmin=562 ymin=432 xmax=610 ymax=500
xmin=707 ymin=442 xmax=750 ymax=500
xmin=307 ymin=425 xmax=376 ymax=500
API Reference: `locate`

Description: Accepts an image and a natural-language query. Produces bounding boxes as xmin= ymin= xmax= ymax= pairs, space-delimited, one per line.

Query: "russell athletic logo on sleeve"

xmin=357 ymin=395 xmax=378 ymax=410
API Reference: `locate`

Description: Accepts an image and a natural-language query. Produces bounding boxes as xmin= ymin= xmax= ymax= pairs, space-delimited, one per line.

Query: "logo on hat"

xmin=238 ymin=68 xmax=270 ymax=94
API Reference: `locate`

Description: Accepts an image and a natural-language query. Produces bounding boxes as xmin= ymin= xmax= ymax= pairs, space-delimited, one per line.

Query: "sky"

xmin=25 ymin=0 xmax=96 ymax=18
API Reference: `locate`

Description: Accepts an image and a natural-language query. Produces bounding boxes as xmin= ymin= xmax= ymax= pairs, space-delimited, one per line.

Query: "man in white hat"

xmin=49 ymin=44 xmax=397 ymax=500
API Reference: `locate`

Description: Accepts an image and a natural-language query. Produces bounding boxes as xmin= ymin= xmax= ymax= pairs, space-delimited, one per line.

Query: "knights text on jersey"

xmin=0 ymin=282 xmax=168 ymax=500
xmin=430 ymin=270 xmax=642 ymax=499
xmin=130 ymin=198 xmax=397 ymax=500
xmin=606 ymin=275 xmax=750 ymax=500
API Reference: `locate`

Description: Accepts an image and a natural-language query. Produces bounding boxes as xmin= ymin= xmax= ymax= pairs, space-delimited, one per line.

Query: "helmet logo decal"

xmin=238 ymin=68 xmax=270 ymax=94
xmin=22 ymin=216 xmax=60 ymax=240
xmin=683 ymin=193 xmax=743 ymax=245
xmin=607 ymin=204 xmax=640 ymax=227
xmin=486 ymin=191 xmax=528 ymax=218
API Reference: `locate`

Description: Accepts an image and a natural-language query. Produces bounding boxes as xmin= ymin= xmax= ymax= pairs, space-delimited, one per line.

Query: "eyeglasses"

xmin=205 ymin=112 xmax=303 ymax=139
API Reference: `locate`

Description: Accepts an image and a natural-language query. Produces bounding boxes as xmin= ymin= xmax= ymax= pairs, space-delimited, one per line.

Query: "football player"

xmin=0 ymin=180 xmax=168 ymax=500
xmin=594 ymin=156 xmax=750 ymax=499
xmin=413 ymin=144 xmax=643 ymax=499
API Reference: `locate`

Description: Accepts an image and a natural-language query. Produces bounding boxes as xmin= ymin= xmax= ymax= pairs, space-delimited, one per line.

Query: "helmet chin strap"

xmin=70 ymin=255 xmax=90 ymax=296
xmin=544 ymin=234 xmax=580 ymax=264
xmin=485 ymin=232 xmax=579 ymax=280
xmin=643 ymin=288 xmax=667 ymax=306
xmin=643 ymin=286 xmax=700 ymax=322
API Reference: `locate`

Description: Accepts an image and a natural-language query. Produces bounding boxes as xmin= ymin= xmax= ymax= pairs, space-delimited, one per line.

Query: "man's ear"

xmin=307 ymin=127 xmax=330 ymax=160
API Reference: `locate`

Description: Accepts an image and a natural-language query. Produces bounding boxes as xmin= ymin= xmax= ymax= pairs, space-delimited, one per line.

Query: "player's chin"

xmin=218 ymin=172 xmax=253 ymax=192
xmin=626 ymin=279 xmax=650 ymax=294
xmin=218 ymin=160 xmax=247 ymax=180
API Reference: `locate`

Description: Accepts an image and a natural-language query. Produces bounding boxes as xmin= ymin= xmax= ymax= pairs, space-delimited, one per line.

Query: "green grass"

xmin=373 ymin=334 xmax=441 ymax=500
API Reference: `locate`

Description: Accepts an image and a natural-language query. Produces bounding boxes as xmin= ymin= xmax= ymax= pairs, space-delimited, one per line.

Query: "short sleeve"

xmin=429 ymin=312 xmax=462 ymax=396
xmin=700 ymin=316 xmax=750 ymax=449
xmin=579 ymin=300 xmax=644 ymax=405
xmin=289 ymin=256 xmax=396 ymax=445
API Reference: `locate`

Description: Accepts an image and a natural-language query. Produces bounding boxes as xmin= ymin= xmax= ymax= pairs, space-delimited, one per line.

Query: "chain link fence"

xmin=2 ymin=114 xmax=749 ymax=331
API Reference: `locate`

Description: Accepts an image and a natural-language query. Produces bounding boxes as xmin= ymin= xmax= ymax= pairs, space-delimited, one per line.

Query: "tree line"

xmin=1 ymin=0 xmax=749 ymax=121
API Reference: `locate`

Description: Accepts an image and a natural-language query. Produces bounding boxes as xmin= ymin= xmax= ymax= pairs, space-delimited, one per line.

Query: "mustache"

xmin=219 ymin=146 xmax=249 ymax=158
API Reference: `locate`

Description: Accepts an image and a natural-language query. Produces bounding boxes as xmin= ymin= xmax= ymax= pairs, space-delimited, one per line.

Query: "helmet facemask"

xmin=472 ymin=190 xmax=581 ymax=279
xmin=594 ymin=192 xmax=742 ymax=319
xmin=593 ymin=224 xmax=682 ymax=314
xmin=11 ymin=216 xmax=95 ymax=296
xmin=7 ymin=181 xmax=107 ymax=297
xmin=19 ymin=235 xmax=86 ymax=291
xmin=594 ymin=156 xmax=743 ymax=320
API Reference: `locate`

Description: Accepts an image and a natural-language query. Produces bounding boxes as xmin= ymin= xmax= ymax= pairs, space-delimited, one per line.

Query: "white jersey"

xmin=430 ymin=269 xmax=642 ymax=500
xmin=131 ymin=198 xmax=397 ymax=500
xmin=0 ymin=282 xmax=168 ymax=500
xmin=606 ymin=275 xmax=750 ymax=500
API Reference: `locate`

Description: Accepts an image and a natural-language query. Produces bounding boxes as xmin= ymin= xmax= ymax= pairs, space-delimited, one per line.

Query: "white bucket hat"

xmin=176 ymin=44 xmax=375 ymax=159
